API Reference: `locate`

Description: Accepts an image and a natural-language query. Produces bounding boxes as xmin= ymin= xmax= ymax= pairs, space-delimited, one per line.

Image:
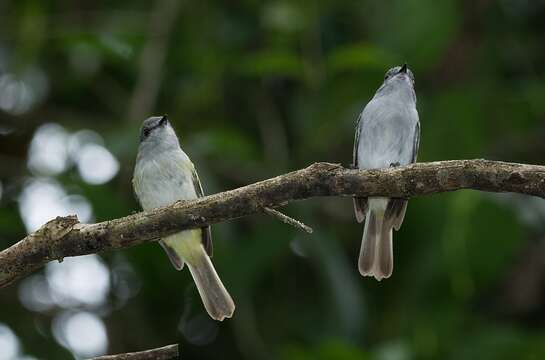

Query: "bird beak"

xmin=398 ymin=64 xmax=408 ymax=74
xmin=160 ymin=115 xmax=168 ymax=125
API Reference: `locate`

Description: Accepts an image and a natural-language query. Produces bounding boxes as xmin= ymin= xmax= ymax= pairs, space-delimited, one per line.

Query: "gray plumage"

xmin=353 ymin=64 xmax=420 ymax=281
xmin=133 ymin=116 xmax=234 ymax=320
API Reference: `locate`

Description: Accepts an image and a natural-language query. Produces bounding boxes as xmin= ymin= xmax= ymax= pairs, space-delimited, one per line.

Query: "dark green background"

xmin=1 ymin=1 xmax=545 ymax=359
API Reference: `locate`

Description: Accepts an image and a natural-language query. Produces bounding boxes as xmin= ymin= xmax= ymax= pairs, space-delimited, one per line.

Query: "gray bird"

xmin=353 ymin=64 xmax=420 ymax=281
xmin=133 ymin=116 xmax=235 ymax=320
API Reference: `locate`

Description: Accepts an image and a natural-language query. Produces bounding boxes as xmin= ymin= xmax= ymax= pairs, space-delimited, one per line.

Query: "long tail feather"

xmin=359 ymin=211 xmax=378 ymax=276
xmin=187 ymin=253 xmax=235 ymax=321
xmin=162 ymin=230 xmax=235 ymax=320
xmin=358 ymin=198 xmax=394 ymax=281
xmin=378 ymin=226 xmax=393 ymax=278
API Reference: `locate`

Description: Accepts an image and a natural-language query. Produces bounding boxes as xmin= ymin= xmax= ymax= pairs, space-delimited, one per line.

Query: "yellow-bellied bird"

xmin=133 ymin=116 xmax=235 ymax=320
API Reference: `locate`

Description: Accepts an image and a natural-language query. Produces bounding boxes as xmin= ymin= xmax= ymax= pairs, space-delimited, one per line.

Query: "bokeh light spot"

xmin=0 ymin=67 xmax=47 ymax=115
xmin=27 ymin=123 xmax=69 ymax=176
xmin=46 ymin=254 xmax=110 ymax=308
xmin=76 ymin=143 xmax=119 ymax=185
xmin=18 ymin=178 xmax=93 ymax=232
xmin=0 ymin=323 xmax=20 ymax=360
xmin=179 ymin=314 xmax=219 ymax=346
xmin=18 ymin=274 xmax=55 ymax=312
xmin=53 ymin=311 xmax=108 ymax=358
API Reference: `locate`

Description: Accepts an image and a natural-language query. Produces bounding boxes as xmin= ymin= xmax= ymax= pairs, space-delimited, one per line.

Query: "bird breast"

xmin=134 ymin=150 xmax=197 ymax=211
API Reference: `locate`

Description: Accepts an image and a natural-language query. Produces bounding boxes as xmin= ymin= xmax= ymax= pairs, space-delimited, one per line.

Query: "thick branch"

xmin=1 ymin=159 xmax=544 ymax=288
xmin=89 ymin=344 xmax=178 ymax=360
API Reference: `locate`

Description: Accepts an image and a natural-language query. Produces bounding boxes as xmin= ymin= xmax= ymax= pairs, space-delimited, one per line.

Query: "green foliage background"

xmin=1 ymin=1 xmax=545 ymax=359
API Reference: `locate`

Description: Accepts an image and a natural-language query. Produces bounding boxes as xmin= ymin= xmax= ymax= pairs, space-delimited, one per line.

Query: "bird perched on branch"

xmin=353 ymin=64 xmax=420 ymax=280
xmin=133 ymin=116 xmax=235 ymax=320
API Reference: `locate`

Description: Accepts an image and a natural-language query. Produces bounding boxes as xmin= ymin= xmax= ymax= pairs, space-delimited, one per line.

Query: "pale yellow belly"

xmin=163 ymin=229 xmax=204 ymax=266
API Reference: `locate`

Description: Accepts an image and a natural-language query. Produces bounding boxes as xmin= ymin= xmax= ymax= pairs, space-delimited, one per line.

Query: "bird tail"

xmin=358 ymin=198 xmax=393 ymax=281
xmin=187 ymin=253 xmax=235 ymax=321
xmin=162 ymin=231 xmax=235 ymax=321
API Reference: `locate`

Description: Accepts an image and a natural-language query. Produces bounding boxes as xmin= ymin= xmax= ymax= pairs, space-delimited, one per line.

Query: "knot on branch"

xmin=35 ymin=215 xmax=79 ymax=262
xmin=306 ymin=162 xmax=343 ymax=173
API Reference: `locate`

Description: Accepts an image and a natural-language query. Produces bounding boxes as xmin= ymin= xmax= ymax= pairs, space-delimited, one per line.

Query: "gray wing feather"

xmin=192 ymin=167 xmax=213 ymax=257
xmin=352 ymin=114 xmax=362 ymax=167
xmin=412 ymin=121 xmax=420 ymax=162
xmin=385 ymin=120 xmax=420 ymax=230
xmin=131 ymin=177 xmax=142 ymax=208
xmin=353 ymin=113 xmax=368 ymax=222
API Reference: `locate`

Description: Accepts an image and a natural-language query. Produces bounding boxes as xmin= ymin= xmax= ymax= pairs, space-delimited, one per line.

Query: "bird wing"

xmin=191 ymin=165 xmax=213 ymax=257
xmin=353 ymin=112 xmax=368 ymax=223
xmin=131 ymin=176 xmax=142 ymax=207
xmin=385 ymin=119 xmax=420 ymax=230
xmin=412 ymin=121 xmax=420 ymax=163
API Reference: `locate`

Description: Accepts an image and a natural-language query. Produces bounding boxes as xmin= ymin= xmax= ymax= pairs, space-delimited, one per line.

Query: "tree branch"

xmin=2 ymin=159 xmax=544 ymax=289
xmin=88 ymin=344 xmax=178 ymax=360
xmin=263 ymin=207 xmax=313 ymax=234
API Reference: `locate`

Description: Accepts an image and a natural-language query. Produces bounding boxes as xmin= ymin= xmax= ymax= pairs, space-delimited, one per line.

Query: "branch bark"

xmin=88 ymin=344 xmax=178 ymax=360
xmin=1 ymin=159 xmax=544 ymax=289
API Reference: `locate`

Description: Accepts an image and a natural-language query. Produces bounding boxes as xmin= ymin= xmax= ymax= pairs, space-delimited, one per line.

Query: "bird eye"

xmin=143 ymin=128 xmax=151 ymax=138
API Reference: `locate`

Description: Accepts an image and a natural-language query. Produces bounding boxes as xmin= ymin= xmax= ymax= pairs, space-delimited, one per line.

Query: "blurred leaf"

xmin=327 ymin=43 xmax=394 ymax=73
xmin=237 ymin=50 xmax=303 ymax=78
xmin=192 ymin=127 xmax=260 ymax=162
xmin=282 ymin=338 xmax=370 ymax=360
